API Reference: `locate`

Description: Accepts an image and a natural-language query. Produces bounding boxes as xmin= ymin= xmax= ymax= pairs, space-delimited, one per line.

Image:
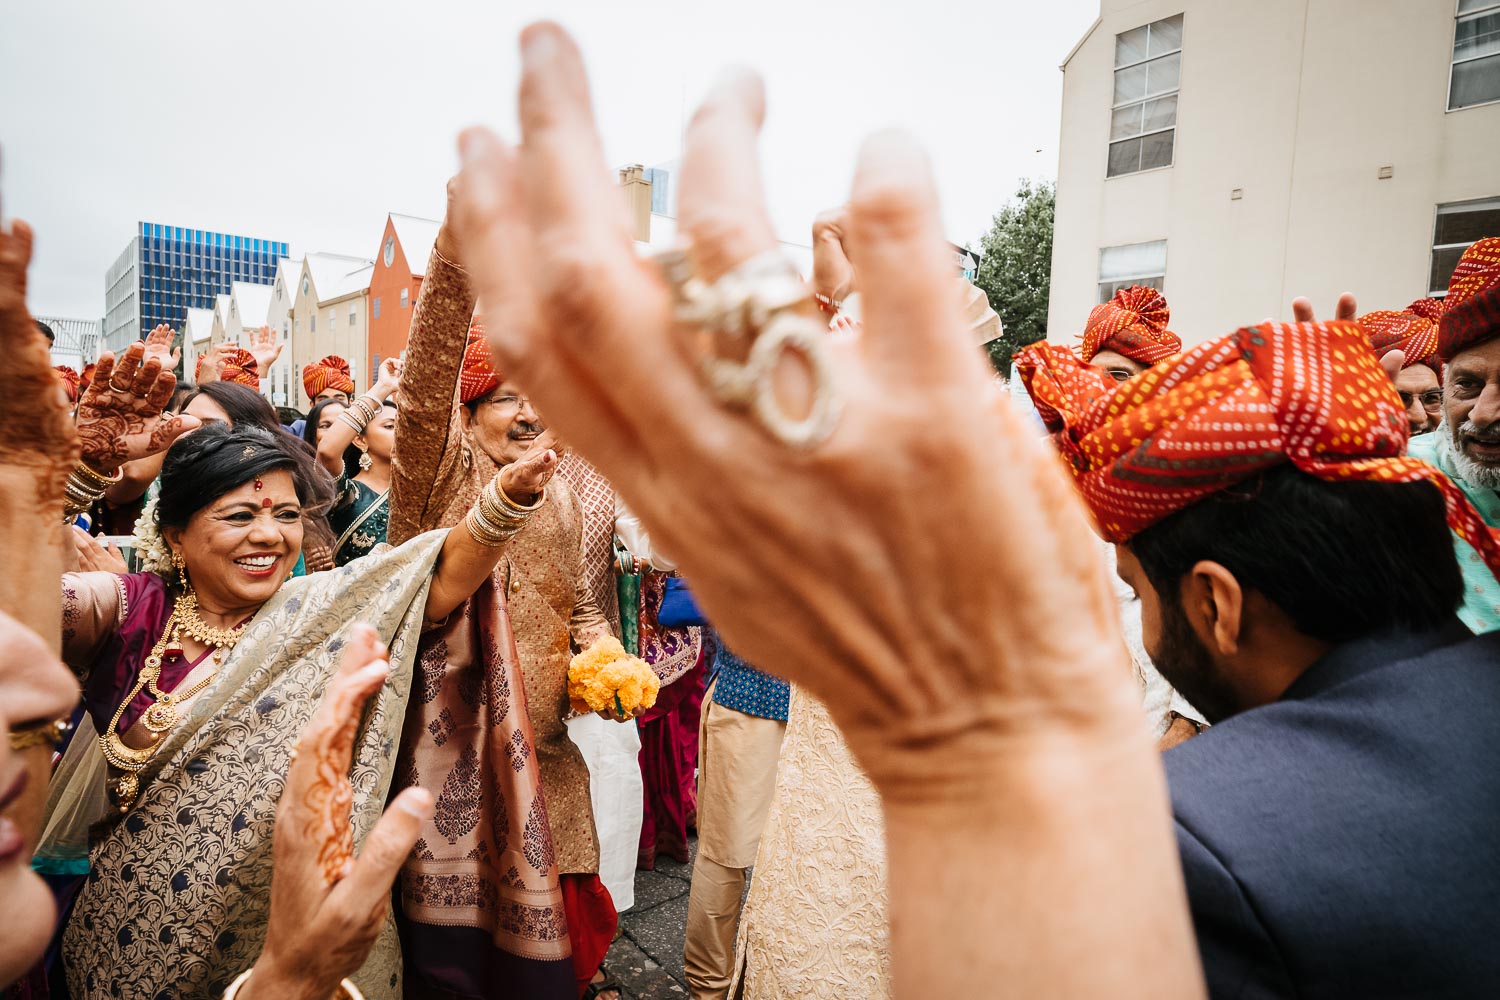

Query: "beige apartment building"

xmin=288 ymin=253 xmax=374 ymax=406
xmin=1049 ymin=0 xmax=1500 ymax=347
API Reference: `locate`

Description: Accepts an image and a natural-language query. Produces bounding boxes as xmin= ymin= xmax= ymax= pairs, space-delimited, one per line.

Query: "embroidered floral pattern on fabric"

xmin=435 ymin=745 xmax=482 ymax=843
xmin=731 ymin=687 xmax=891 ymax=998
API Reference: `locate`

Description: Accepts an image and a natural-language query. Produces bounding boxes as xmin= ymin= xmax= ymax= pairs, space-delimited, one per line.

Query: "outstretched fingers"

xmin=677 ymin=68 xmax=778 ymax=282
xmin=844 ymin=131 xmax=975 ymax=384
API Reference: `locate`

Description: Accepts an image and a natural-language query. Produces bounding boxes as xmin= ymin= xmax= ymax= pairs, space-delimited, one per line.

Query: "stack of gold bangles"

xmin=337 ymin=393 xmax=383 ymax=434
xmin=63 ymin=463 xmax=124 ymax=522
xmin=465 ymin=474 xmax=545 ymax=547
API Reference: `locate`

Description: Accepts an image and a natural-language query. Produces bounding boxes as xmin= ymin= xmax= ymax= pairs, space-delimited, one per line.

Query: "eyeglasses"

xmin=1397 ymin=390 xmax=1444 ymax=412
xmin=482 ymin=394 xmax=534 ymax=411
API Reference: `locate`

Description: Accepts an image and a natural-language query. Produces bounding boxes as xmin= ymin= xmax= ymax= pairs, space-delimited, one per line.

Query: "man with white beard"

xmin=1408 ymin=236 xmax=1500 ymax=633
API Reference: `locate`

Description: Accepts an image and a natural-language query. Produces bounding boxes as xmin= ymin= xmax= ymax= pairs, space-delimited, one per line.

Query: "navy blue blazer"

xmin=1165 ymin=621 xmax=1500 ymax=998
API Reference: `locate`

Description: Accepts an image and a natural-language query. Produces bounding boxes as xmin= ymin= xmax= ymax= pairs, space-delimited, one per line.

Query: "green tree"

xmin=972 ymin=179 xmax=1055 ymax=376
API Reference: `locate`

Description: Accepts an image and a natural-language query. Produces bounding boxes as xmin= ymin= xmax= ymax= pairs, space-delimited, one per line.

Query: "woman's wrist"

xmin=232 ymin=960 xmax=364 ymax=1000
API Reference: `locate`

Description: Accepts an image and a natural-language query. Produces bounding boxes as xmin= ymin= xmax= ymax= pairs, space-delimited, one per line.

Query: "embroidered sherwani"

xmin=390 ymin=249 xmax=612 ymax=876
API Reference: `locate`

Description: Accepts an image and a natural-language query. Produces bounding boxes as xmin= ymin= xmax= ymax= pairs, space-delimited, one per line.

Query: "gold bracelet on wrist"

xmin=464 ymin=506 xmax=522 ymax=547
xmin=491 ymin=477 xmax=545 ymax=515
xmin=221 ymin=968 xmax=366 ymax=1000
xmin=74 ymin=463 xmax=124 ymax=489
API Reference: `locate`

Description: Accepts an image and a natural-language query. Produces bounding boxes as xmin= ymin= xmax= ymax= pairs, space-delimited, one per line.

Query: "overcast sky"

xmin=1 ymin=0 xmax=1096 ymax=320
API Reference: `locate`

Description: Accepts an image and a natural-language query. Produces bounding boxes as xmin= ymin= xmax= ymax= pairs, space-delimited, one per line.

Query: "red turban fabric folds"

xmin=1438 ymin=236 xmax=1500 ymax=362
xmin=79 ymin=362 xmax=96 ymax=394
xmin=54 ymin=365 xmax=80 ymax=402
xmin=1079 ymin=285 xmax=1181 ymax=366
xmin=460 ymin=318 xmax=501 ymax=404
xmin=1358 ymin=297 xmax=1444 ymax=377
xmin=1014 ymin=320 xmax=1500 ymax=578
xmin=200 ymin=348 xmax=260 ymax=389
xmin=302 ymin=355 xmax=355 ymax=400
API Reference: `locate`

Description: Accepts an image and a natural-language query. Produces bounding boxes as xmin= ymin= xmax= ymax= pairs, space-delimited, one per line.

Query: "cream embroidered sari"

xmin=51 ymin=533 xmax=445 ymax=999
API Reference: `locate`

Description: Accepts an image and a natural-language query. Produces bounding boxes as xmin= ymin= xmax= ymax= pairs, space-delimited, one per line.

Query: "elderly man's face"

xmin=1443 ymin=338 xmax=1500 ymax=488
xmin=1393 ymin=365 xmax=1441 ymax=437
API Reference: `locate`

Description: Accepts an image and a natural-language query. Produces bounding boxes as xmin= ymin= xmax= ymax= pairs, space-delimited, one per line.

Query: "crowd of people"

xmin=3 ymin=20 xmax=1499 ymax=1000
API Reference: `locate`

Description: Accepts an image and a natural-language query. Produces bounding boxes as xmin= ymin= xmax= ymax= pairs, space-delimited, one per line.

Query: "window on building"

xmin=1430 ymin=197 xmax=1500 ymax=294
xmin=1098 ymin=240 xmax=1168 ymax=301
xmin=1109 ymin=14 xmax=1182 ymax=177
xmin=329 ymin=308 xmax=336 ymax=331
xmin=349 ymin=306 xmax=358 ymax=327
xmin=372 ymin=355 xmax=381 ymax=384
xmin=400 ymin=287 xmax=410 ymax=309
xmin=310 ymin=315 xmax=316 ymax=333
xmin=1451 ymin=1 xmax=1500 ymax=109
xmin=373 ymin=297 xmax=381 ymax=319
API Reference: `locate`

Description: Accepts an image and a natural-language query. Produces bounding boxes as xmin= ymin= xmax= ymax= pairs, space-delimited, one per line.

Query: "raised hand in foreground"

xmin=238 ymin=625 xmax=433 ymax=1000
xmin=75 ymin=342 xmax=199 ymax=474
xmin=451 ymin=22 xmax=1203 ymax=999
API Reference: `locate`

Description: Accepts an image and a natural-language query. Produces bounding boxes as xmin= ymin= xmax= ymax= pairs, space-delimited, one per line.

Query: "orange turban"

xmin=1079 ymin=286 xmax=1181 ymax=366
xmin=79 ymin=362 xmax=96 ymax=393
xmin=1358 ymin=297 xmax=1443 ymax=378
xmin=54 ymin=365 xmax=80 ymax=403
xmin=1438 ymin=236 xmax=1500 ymax=362
xmin=460 ymin=318 xmax=501 ymax=404
xmin=302 ymin=355 xmax=355 ymax=400
xmin=199 ymin=348 xmax=260 ymax=389
xmin=1013 ymin=320 xmax=1500 ymax=577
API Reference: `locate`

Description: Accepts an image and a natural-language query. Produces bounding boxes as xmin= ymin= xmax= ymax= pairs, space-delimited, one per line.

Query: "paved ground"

xmin=604 ymin=837 xmax=699 ymax=998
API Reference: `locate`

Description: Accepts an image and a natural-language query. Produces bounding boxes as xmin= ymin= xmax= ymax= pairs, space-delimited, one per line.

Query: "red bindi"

xmin=261 ymin=498 xmax=273 ymax=509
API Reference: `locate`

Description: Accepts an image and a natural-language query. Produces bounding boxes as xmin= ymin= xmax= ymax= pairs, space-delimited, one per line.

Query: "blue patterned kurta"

xmin=711 ymin=645 xmax=789 ymax=722
xmin=1409 ymin=432 xmax=1500 ymax=634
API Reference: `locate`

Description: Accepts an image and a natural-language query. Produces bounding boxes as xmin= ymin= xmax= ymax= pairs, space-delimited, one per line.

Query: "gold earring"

xmin=172 ymin=551 xmax=188 ymax=591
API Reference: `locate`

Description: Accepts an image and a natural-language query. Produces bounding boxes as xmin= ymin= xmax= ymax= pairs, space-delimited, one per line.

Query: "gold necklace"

xmin=98 ymin=589 xmax=244 ymax=812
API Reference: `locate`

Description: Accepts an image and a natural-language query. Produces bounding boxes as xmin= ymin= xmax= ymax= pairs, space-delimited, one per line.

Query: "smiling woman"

xmin=31 ymin=363 xmax=564 ymax=997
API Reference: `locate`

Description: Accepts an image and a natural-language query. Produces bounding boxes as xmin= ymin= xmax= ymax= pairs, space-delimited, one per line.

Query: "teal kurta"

xmin=1409 ymin=431 xmax=1500 ymax=633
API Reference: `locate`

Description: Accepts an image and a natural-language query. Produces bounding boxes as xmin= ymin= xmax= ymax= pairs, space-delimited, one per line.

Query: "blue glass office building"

xmin=104 ymin=223 xmax=288 ymax=355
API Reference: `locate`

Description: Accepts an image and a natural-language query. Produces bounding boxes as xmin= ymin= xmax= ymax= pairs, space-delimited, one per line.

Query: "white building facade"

xmin=1049 ymin=0 xmax=1500 ymax=347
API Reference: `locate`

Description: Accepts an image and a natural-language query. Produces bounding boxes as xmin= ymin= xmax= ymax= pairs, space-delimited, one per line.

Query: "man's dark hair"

xmin=156 ymin=424 xmax=330 ymax=532
xmin=181 ymin=381 xmax=282 ymax=435
xmin=1130 ymin=466 xmax=1463 ymax=643
xmin=36 ymin=320 xmax=54 ymax=344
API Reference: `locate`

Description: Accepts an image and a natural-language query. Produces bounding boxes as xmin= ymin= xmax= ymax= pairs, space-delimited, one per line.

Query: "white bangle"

xmin=222 ymin=968 xmax=366 ymax=1000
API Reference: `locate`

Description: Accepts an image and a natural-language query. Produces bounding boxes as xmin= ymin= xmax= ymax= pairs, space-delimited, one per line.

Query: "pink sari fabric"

xmin=637 ymin=649 xmax=706 ymax=869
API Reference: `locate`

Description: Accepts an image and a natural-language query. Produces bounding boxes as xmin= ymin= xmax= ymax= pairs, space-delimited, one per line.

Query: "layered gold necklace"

xmin=99 ymin=589 xmax=247 ymax=812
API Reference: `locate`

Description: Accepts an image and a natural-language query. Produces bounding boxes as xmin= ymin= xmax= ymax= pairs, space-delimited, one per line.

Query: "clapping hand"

xmin=241 ymin=625 xmax=433 ymax=1000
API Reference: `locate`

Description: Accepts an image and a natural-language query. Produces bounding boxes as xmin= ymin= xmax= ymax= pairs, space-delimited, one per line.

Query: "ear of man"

xmin=1183 ymin=560 xmax=1245 ymax=657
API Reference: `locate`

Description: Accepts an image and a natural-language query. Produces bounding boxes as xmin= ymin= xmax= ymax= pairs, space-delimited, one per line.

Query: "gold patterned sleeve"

xmin=388 ymin=248 xmax=477 ymax=546
xmin=565 ymin=493 xmax=614 ymax=649
xmin=60 ymin=571 xmax=126 ymax=676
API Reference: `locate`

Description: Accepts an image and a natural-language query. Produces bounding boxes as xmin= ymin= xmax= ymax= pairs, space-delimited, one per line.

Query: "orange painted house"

xmin=366 ymin=213 xmax=440 ymax=383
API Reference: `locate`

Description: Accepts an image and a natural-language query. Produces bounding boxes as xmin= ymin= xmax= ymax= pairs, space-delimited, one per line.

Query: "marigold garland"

xmin=568 ymin=636 xmax=659 ymax=720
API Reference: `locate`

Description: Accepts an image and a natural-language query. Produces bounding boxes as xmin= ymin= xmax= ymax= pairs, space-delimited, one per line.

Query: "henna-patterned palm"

xmin=75 ymin=342 xmax=198 ymax=472
xmin=0 ymin=211 xmax=79 ymax=510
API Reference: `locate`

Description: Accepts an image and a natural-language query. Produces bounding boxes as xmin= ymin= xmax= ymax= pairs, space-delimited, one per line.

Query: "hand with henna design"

xmin=242 ymin=625 xmax=435 ymax=1000
xmin=0 ymin=214 xmax=79 ymax=513
xmin=74 ymin=341 xmax=199 ymax=474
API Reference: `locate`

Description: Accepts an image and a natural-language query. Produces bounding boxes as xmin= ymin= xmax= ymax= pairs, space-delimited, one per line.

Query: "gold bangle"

xmin=221 ymin=969 xmax=366 ymax=1000
xmin=464 ymin=507 xmax=519 ymax=548
xmin=73 ymin=464 xmax=124 ymax=490
xmin=492 ymin=477 xmax=545 ymax=515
